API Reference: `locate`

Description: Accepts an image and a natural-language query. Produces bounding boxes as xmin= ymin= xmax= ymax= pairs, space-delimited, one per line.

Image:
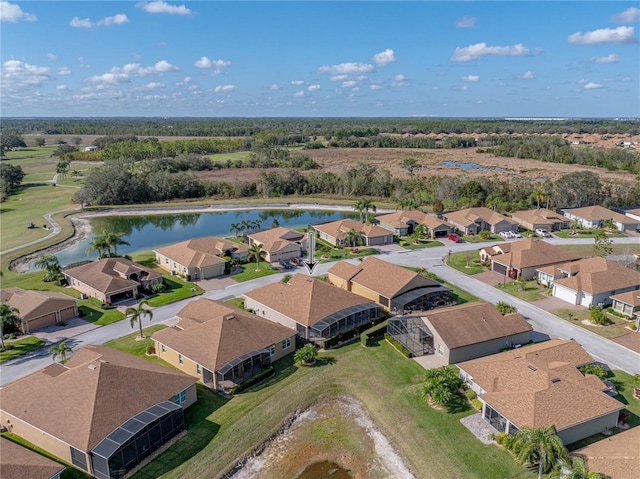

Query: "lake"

xmin=48 ymin=209 xmax=358 ymax=269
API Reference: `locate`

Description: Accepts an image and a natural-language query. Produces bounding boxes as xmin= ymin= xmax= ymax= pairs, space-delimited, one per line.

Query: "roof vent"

xmin=224 ymin=314 xmax=236 ymax=321
xmin=98 ymin=359 xmax=108 ymax=363
xmin=88 ymin=364 xmax=97 ymax=370
xmin=551 ymin=378 xmax=561 ymax=383
xmin=527 ymin=365 xmax=537 ymax=371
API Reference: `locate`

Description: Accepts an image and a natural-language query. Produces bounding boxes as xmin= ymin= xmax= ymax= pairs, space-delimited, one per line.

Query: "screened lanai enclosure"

xmin=390 ymin=286 xmax=455 ymax=314
xmin=215 ymin=349 xmax=271 ymax=393
xmin=387 ymin=316 xmax=434 ymax=357
xmin=305 ymin=304 xmax=383 ymax=345
xmin=90 ymin=401 xmax=185 ymax=479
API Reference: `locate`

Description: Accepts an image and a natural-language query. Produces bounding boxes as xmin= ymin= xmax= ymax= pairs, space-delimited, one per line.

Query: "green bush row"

xmin=384 ymin=333 xmax=412 ymax=358
xmin=360 ymin=319 xmax=388 ymax=347
xmin=231 ymin=367 xmax=275 ymax=394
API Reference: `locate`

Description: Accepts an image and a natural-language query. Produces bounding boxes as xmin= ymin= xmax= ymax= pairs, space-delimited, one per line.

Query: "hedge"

xmin=360 ymin=320 xmax=388 ymax=347
xmin=323 ymin=316 xmax=387 ymax=349
xmin=384 ymin=333 xmax=412 ymax=358
xmin=231 ymin=366 xmax=275 ymax=394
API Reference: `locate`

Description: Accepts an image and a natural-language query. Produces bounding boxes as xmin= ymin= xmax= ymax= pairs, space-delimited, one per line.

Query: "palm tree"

xmin=48 ymin=342 xmax=72 ymax=363
xmin=551 ymin=456 xmax=605 ymax=479
xmin=251 ymin=219 xmax=262 ymax=230
xmin=319 ymin=244 xmax=332 ymax=259
xmin=86 ymin=233 xmax=110 ymax=258
xmin=344 ymin=228 xmax=364 ymax=248
xmin=125 ymin=300 xmax=153 ymax=340
xmin=532 ymin=189 xmax=545 ymax=209
xmin=411 ymin=224 xmax=428 ymax=244
xmin=230 ymin=222 xmax=242 ymax=237
xmin=103 ymin=230 xmax=130 ymax=257
xmin=569 ymin=218 xmax=581 ymax=235
xmin=361 ymin=198 xmax=376 ymax=223
xmin=353 ymin=199 xmax=365 ymax=222
xmin=35 ymin=254 xmax=62 ymax=282
xmin=512 ymin=425 xmax=569 ymax=479
xmin=240 ymin=219 xmax=252 ymax=233
xmin=0 ymin=305 xmax=20 ymax=351
xmin=422 ymin=365 xmax=464 ymax=411
xmin=247 ymin=243 xmax=267 ymax=271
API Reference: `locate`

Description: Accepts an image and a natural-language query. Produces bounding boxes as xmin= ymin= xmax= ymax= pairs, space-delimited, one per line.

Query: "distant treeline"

xmin=2 ymin=117 xmax=639 ymax=137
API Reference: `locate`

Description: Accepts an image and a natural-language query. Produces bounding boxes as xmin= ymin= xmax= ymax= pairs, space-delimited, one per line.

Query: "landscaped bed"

xmin=446 ymin=251 xmax=484 ymax=275
xmin=553 ymin=309 xmax=632 ymax=339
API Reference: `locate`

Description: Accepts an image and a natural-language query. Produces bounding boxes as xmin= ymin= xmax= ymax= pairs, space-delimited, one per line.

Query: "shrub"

xmin=231 ymin=367 xmax=275 ymax=394
xmin=471 ymin=398 xmax=483 ymax=410
xmin=579 ymin=363 xmax=608 ymax=379
xmin=495 ymin=432 xmax=509 ymax=445
xmin=146 ymin=344 xmax=155 ymax=355
xmin=384 ymin=333 xmax=412 ymax=358
xmin=100 ymin=303 xmax=115 ymax=310
xmin=465 ymin=389 xmax=477 ymax=400
xmin=501 ymin=434 xmax=515 ymax=451
xmin=294 ymin=344 xmax=318 ymax=365
xmin=360 ymin=320 xmax=388 ymax=346
xmin=496 ymin=301 xmax=517 ymax=315
xmin=478 ymin=230 xmax=491 ymax=240
xmin=422 ymin=365 xmax=466 ymax=411
xmin=151 ymin=283 xmax=166 ymax=293
xmin=590 ymin=306 xmax=608 ymax=325
xmin=281 ymin=274 xmax=292 ymax=284
xmin=324 ymin=328 xmax=357 ymax=349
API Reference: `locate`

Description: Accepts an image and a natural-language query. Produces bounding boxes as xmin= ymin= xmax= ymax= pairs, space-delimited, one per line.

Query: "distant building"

xmin=310 ymin=219 xmax=393 ymax=247
xmin=561 ymin=205 xmax=640 ymax=232
xmin=510 ymin=208 xmax=569 ymax=232
xmin=246 ymin=227 xmax=307 ymax=263
xmin=375 ymin=210 xmax=454 ymax=238
xmin=442 ymin=207 xmax=518 ymax=235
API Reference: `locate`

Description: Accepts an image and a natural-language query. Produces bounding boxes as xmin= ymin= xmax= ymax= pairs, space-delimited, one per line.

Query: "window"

xmin=173 ymin=389 xmax=187 ymax=405
xmin=268 ymin=345 xmax=276 ymax=357
xmin=196 ymin=364 xmax=201 ymax=374
xmin=437 ymin=344 xmax=444 ymax=355
xmin=178 ymin=354 xmax=183 ymax=364
xmin=282 ymin=338 xmax=291 ymax=350
xmin=165 ymin=258 xmax=169 ymax=264
xmin=161 ymin=344 xmax=166 ymax=353
xmin=173 ymin=262 xmax=177 ymax=268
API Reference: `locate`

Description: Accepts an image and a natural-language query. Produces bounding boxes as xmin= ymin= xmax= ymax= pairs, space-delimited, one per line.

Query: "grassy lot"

xmin=224 ymin=297 xmax=246 ymax=310
xmin=112 ymin=340 xmax=533 ymax=479
xmin=446 ymin=251 xmax=484 ymax=275
xmin=558 ymin=243 xmax=640 ymax=257
xmin=0 ymin=336 xmax=45 ymax=363
xmin=0 ymin=184 xmax=76 ymax=251
xmin=400 ymin=239 xmax=444 ymax=250
xmin=554 ymin=229 xmax=627 ymax=239
xmin=461 ymin=234 xmax=503 ymax=243
xmin=103 ymin=324 xmax=169 ymax=359
xmin=78 ymin=298 xmax=125 ymax=325
xmin=230 ymin=261 xmax=279 ymax=282
xmin=553 ymin=308 xmax=632 ymax=339
xmin=204 ymin=151 xmax=253 ymax=162
xmin=316 ymin=239 xmax=380 ymax=263
xmin=495 ymin=280 xmax=547 ymax=301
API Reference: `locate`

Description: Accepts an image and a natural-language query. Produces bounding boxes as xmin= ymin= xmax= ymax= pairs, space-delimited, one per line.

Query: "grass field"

xmin=0 ymin=336 xmax=45 ymax=363
xmin=554 ymin=230 xmax=627 ymax=239
xmin=78 ymin=299 xmax=125 ymax=325
xmin=495 ymin=280 xmax=547 ymax=302
xmin=108 ymin=339 xmax=533 ymax=479
xmin=558 ymin=243 xmax=640 ymax=257
xmin=446 ymin=250 xmax=484 ymax=275
xmin=553 ymin=308 xmax=632 ymax=339
xmin=103 ymin=324 xmax=169 ymax=359
xmin=400 ymin=239 xmax=445 ymax=250
xmin=230 ymin=261 xmax=279 ymax=282
xmin=461 ymin=234 xmax=503 ymax=243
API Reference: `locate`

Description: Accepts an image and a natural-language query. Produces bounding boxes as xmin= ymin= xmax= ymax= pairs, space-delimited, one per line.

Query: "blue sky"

xmin=1 ymin=1 xmax=639 ymax=117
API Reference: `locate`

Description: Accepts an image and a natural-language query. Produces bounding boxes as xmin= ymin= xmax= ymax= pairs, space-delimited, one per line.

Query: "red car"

xmin=447 ymin=233 xmax=463 ymax=243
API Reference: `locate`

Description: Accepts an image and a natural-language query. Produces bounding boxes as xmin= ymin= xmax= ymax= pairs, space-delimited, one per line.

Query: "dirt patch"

xmin=228 ymin=395 xmax=415 ymax=479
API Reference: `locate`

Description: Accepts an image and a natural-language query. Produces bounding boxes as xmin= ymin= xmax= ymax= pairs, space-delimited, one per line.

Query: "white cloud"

xmin=307 ymin=84 xmax=321 ymax=92
xmin=583 ymin=82 xmax=603 ymax=89
xmin=370 ymin=84 xmax=383 ymax=91
xmin=78 ymin=57 xmax=91 ymax=69
xmin=518 ymin=71 xmax=535 ymax=79
xmin=611 ymin=7 xmax=640 ymax=23
xmin=150 ymin=60 xmax=178 ymax=73
xmin=70 ymin=13 xmax=129 ymax=28
xmin=294 ymin=90 xmax=304 ymax=97
xmin=56 ymin=85 xmax=67 ymax=90
xmin=578 ymin=79 xmax=589 ymax=84
xmin=455 ymin=16 xmax=476 ymax=28
xmin=590 ymin=54 xmax=620 ymax=64
xmin=88 ymin=72 xmax=130 ymax=85
xmin=394 ymin=74 xmax=406 ymax=81
xmin=451 ymin=42 xmax=531 ymax=62
xmin=291 ymin=80 xmax=305 ymax=86
xmin=137 ymin=1 xmax=192 ymax=15
xmin=270 ymin=84 xmax=280 ymax=90
xmin=451 ymin=85 xmax=470 ymax=91
xmin=373 ymin=48 xmax=396 ymax=66
xmin=0 ymin=1 xmax=36 ymax=22
xmin=329 ymin=74 xmax=348 ymax=81
xmin=213 ymin=84 xmax=236 ymax=92
xmin=317 ymin=62 xmax=374 ymax=75
xmin=568 ymin=26 xmax=637 ymax=45
xmin=621 ymin=76 xmax=632 ymax=82
xmin=341 ymin=81 xmax=357 ymax=88
xmin=176 ymin=76 xmax=191 ymax=85
xmin=461 ymin=75 xmax=480 ymax=82
xmin=1 ymin=60 xmax=51 ymax=90
xmin=194 ymin=56 xmax=231 ymax=69
xmin=58 ymin=67 xmax=72 ymax=75
xmin=47 ymin=53 xmax=57 ymax=61
xmin=143 ymin=82 xmax=164 ymax=89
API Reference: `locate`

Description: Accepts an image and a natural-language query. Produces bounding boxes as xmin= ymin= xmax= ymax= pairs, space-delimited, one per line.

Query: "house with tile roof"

xmin=0 ymin=437 xmax=66 ymax=479
xmin=561 ymin=205 xmax=640 ymax=232
xmin=511 ymin=208 xmax=569 ymax=232
xmin=154 ymin=236 xmax=247 ymax=280
xmin=442 ymin=207 xmax=519 ymax=235
xmin=610 ymin=291 xmax=640 ymax=320
xmin=457 ymin=339 xmax=625 ymax=445
xmin=310 ymin=219 xmax=394 ymax=247
xmin=0 ymin=287 xmax=77 ymax=333
xmin=537 ymin=257 xmax=640 ymax=307
xmin=327 ymin=256 xmax=454 ymax=313
xmin=573 ymin=426 xmax=640 ymax=479
xmin=242 ymin=274 xmax=383 ymax=346
xmin=152 ymin=298 xmax=295 ymax=393
xmin=246 ymin=227 xmax=307 ymax=263
xmin=0 ymin=345 xmax=197 ymax=479
xmin=375 ymin=210 xmax=454 ymax=238
xmin=63 ymin=258 xmax=163 ymax=305
xmin=387 ymin=302 xmax=532 ymax=365
xmin=484 ymin=238 xmax=580 ymax=279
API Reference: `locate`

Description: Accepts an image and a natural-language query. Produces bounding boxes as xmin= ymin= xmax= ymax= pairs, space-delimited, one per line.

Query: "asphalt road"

xmin=1 ymin=236 xmax=638 ymax=386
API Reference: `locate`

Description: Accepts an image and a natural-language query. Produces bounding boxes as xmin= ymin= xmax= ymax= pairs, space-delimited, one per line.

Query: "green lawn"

xmin=461 ymin=234 xmax=503 ymax=243
xmin=230 ymin=262 xmax=279 ymax=282
xmin=400 ymin=239 xmax=444 ymax=250
xmin=317 ymin=242 xmax=380 ymax=263
xmin=110 ymin=340 xmax=532 ymax=479
xmin=224 ymin=297 xmax=246 ymax=310
xmin=553 ymin=308 xmax=632 ymax=339
xmin=103 ymin=324 xmax=169 ymax=358
xmin=447 ymin=251 xmax=485 ymax=275
xmin=554 ymin=229 xmax=627 ymax=239
xmin=558 ymin=243 xmax=640 ymax=257
xmin=78 ymin=298 xmax=125 ymax=325
xmin=495 ymin=280 xmax=547 ymax=301
xmin=0 ymin=336 xmax=45 ymax=363
xmin=204 ymin=151 xmax=253 ymax=162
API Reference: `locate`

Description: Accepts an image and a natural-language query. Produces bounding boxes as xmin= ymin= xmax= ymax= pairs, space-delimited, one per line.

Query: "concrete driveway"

xmin=531 ymin=296 xmax=586 ymax=313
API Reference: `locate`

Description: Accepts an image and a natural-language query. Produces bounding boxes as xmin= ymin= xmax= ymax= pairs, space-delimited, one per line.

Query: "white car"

xmin=535 ymin=228 xmax=552 ymax=238
xmin=499 ymin=231 xmax=514 ymax=239
xmin=512 ymin=231 xmax=523 ymax=238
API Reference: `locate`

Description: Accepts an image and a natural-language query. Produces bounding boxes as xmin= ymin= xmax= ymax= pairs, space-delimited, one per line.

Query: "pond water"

xmin=47 ymin=209 xmax=358 ymax=269
xmin=297 ymin=461 xmax=353 ymax=478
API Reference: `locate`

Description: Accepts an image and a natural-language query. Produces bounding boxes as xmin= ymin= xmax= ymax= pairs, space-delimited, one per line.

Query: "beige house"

xmin=538 ymin=257 xmax=640 ymax=307
xmin=154 ymin=236 xmax=247 ymax=279
xmin=0 ymin=437 xmax=66 ymax=479
xmin=484 ymin=238 xmax=580 ymax=280
xmin=458 ymin=339 xmax=625 ymax=445
xmin=442 ymin=207 xmax=518 ymax=235
xmin=246 ymin=227 xmax=307 ymax=263
xmin=0 ymin=287 xmax=77 ymax=333
xmin=610 ymin=291 xmax=640 ymax=319
xmin=0 ymin=345 xmax=197 ymax=479
xmin=375 ymin=210 xmax=454 ymax=238
xmin=63 ymin=258 xmax=163 ymax=305
xmin=562 ymin=205 xmax=640 ymax=232
xmin=511 ymin=208 xmax=569 ymax=232
xmin=243 ymin=274 xmax=383 ymax=345
xmin=311 ymin=219 xmax=394 ymax=247
xmin=387 ymin=302 xmax=532 ymax=364
xmin=327 ymin=256 xmax=454 ymax=313
xmin=153 ymin=298 xmax=296 ymax=393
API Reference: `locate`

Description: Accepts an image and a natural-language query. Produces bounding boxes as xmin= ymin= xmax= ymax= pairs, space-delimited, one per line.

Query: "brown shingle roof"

xmin=458 ymin=340 xmax=624 ymax=432
xmin=563 ymin=205 xmax=635 ymax=224
xmin=376 ymin=210 xmax=453 ymax=230
xmin=610 ymin=290 xmax=640 ymax=307
xmin=247 ymin=227 xmax=306 ymax=252
xmin=0 ymin=345 xmax=196 ymax=452
xmin=63 ymin=258 xmax=162 ymax=294
xmin=0 ymin=287 xmax=76 ymax=320
xmin=154 ymin=237 xmax=239 ymax=268
xmin=511 ymin=208 xmax=567 ymax=225
xmin=490 ymin=238 xmax=580 ymax=269
xmin=443 ymin=207 xmax=517 ymax=227
xmin=574 ymin=427 xmax=640 ymax=479
xmin=550 ymin=257 xmax=640 ymax=295
xmin=0 ymin=437 xmax=66 ymax=479
xmin=152 ymin=298 xmax=294 ymax=372
xmin=326 ymin=261 xmax=363 ymax=282
xmin=313 ymin=219 xmax=392 ymax=240
xmin=423 ymin=302 xmax=532 ymax=349
xmin=243 ymin=274 xmax=376 ymax=327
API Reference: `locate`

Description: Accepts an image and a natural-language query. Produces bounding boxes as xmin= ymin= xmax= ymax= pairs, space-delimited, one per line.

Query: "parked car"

xmin=447 ymin=233 xmax=463 ymax=243
xmin=512 ymin=231 xmax=523 ymax=238
xmin=535 ymin=228 xmax=552 ymax=238
xmin=499 ymin=231 xmax=514 ymax=239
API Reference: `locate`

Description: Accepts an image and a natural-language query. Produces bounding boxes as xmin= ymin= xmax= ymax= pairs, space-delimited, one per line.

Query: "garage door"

xmin=26 ymin=312 xmax=57 ymax=333
xmin=59 ymin=306 xmax=76 ymax=321
xmin=492 ymin=262 xmax=508 ymax=275
xmin=553 ymin=285 xmax=577 ymax=305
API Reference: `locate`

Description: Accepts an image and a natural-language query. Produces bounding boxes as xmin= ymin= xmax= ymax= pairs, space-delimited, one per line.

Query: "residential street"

xmin=1 ymin=236 xmax=638 ymax=386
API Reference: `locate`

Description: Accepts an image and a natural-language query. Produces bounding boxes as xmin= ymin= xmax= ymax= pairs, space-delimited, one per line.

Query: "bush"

xmin=496 ymin=301 xmax=517 ymax=315
xmin=146 ymin=344 xmax=155 ymax=355
xmin=151 ymin=282 xmax=166 ymax=293
xmin=465 ymin=389 xmax=477 ymax=400
xmin=384 ymin=333 xmax=412 ymax=358
xmin=471 ymin=398 xmax=483 ymax=410
xmin=579 ymin=363 xmax=608 ymax=379
xmin=294 ymin=344 xmax=318 ymax=365
xmin=281 ymin=274 xmax=292 ymax=283
xmin=360 ymin=320 xmax=388 ymax=346
xmin=231 ymin=367 xmax=275 ymax=394
xmin=501 ymin=434 xmax=515 ymax=451
xmin=478 ymin=230 xmax=491 ymax=240
xmin=495 ymin=432 xmax=509 ymax=445
xmin=100 ymin=303 xmax=115 ymax=310
xmin=324 ymin=329 xmax=357 ymax=349
xmin=590 ymin=306 xmax=608 ymax=325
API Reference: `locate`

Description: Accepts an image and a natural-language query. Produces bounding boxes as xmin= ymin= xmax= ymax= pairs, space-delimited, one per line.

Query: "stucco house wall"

xmin=447 ymin=332 xmax=531 ymax=364
xmin=557 ymin=411 xmax=620 ymax=445
xmin=327 ymin=274 xmax=351 ymax=291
